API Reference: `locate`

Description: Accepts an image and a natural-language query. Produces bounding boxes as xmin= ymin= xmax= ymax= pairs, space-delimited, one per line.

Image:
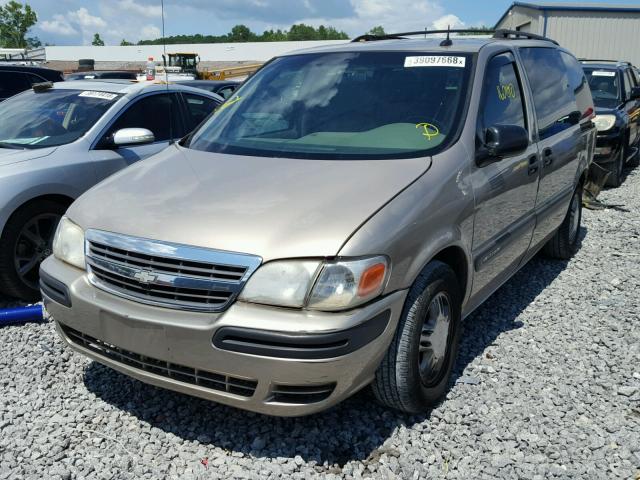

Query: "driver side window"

xmin=480 ymin=55 xmax=527 ymax=133
xmin=107 ymin=93 xmax=184 ymax=143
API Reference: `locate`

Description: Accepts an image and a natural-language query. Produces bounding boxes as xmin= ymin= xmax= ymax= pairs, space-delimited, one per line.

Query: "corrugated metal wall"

xmin=546 ymin=12 xmax=640 ymax=65
xmin=495 ymin=7 xmax=542 ymax=33
xmin=496 ymin=6 xmax=640 ymax=65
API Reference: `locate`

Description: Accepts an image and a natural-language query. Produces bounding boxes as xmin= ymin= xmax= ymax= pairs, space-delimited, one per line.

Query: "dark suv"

xmin=581 ymin=60 xmax=640 ymax=186
xmin=0 ymin=65 xmax=64 ymax=102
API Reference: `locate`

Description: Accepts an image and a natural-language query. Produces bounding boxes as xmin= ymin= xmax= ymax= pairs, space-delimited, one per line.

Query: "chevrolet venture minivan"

xmin=41 ymin=30 xmax=596 ymax=416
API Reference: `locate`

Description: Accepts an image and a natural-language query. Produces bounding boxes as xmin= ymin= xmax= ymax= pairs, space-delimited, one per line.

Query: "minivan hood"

xmin=69 ymin=145 xmax=431 ymax=261
xmin=0 ymin=146 xmax=58 ymax=167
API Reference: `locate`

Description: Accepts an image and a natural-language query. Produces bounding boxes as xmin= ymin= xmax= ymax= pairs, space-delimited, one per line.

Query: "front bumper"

xmin=41 ymin=256 xmax=406 ymax=416
xmin=593 ymin=131 xmax=622 ymax=165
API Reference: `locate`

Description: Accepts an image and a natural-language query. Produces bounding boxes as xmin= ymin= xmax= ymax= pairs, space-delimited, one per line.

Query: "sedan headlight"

xmin=239 ymin=256 xmax=388 ymax=311
xmin=52 ymin=216 xmax=86 ymax=269
xmin=593 ymin=114 xmax=616 ymax=132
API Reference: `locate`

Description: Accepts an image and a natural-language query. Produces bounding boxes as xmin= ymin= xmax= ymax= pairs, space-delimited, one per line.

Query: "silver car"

xmin=42 ymin=32 xmax=596 ymax=416
xmin=0 ymin=80 xmax=222 ymax=299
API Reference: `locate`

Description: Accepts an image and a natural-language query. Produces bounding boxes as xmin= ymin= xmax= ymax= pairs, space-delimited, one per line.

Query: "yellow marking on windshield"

xmin=216 ymin=96 xmax=242 ymax=113
xmin=416 ymin=122 xmax=440 ymax=140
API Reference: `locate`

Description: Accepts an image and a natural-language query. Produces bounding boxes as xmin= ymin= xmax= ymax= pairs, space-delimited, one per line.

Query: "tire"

xmin=372 ymin=261 xmax=462 ymax=413
xmin=628 ymin=148 xmax=639 ymax=168
xmin=605 ymin=147 xmax=625 ymax=188
xmin=543 ymin=184 xmax=583 ymax=260
xmin=0 ymin=200 xmax=66 ymax=300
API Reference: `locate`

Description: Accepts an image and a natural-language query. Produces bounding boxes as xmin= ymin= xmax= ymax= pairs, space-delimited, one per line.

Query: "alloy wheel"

xmin=13 ymin=213 xmax=61 ymax=290
xmin=418 ymin=291 xmax=452 ymax=387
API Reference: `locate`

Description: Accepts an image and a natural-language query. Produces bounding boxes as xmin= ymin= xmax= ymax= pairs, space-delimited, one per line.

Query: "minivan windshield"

xmin=583 ymin=68 xmax=620 ymax=109
xmin=0 ymin=89 xmax=120 ymax=148
xmin=188 ymin=52 xmax=473 ymax=159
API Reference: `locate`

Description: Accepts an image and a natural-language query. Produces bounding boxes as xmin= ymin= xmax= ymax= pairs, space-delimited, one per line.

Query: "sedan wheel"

xmin=14 ymin=213 xmax=61 ymax=291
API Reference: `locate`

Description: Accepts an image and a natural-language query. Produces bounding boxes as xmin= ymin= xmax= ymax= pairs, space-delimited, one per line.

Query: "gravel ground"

xmin=1 ymin=167 xmax=639 ymax=480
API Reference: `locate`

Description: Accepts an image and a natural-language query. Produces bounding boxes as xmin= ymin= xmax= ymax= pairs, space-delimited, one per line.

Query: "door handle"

xmin=543 ymin=148 xmax=553 ymax=167
xmin=527 ymin=154 xmax=538 ymax=175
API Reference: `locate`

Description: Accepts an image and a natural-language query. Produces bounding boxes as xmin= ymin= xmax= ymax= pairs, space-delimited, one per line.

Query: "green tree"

xmin=287 ymin=23 xmax=318 ymax=41
xmin=228 ymin=24 xmax=255 ymax=42
xmin=26 ymin=35 xmax=40 ymax=48
xmin=92 ymin=33 xmax=104 ymax=46
xmin=120 ymin=39 xmax=133 ymax=46
xmin=260 ymin=29 xmax=287 ymax=42
xmin=324 ymin=26 xmax=348 ymax=40
xmin=367 ymin=26 xmax=386 ymax=36
xmin=457 ymin=26 xmax=492 ymax=36
xmin=0 ymin=1 xmax=38 ymax=48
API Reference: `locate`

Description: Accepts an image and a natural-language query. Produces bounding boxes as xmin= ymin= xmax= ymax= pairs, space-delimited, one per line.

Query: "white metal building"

xmin=494 ymin=2 xmax=640 ymax=65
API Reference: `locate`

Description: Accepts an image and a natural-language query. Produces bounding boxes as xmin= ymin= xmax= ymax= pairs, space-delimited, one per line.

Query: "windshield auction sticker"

xmin=404 ymin=56 xmax=466 ymax=68
xmin=591 ymin=71 xmax=616 ymax=77
xmin=78 ymin=91 xmax=118 ymax=100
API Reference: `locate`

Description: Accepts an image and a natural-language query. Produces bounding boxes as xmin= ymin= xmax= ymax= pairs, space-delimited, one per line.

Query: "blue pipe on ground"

xmin=0 ymin=305 xmax=44 ymax=326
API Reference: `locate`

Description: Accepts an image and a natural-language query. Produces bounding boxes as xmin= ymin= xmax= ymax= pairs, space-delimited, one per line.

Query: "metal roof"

xmin=495 ymin=2 xmax=640 ymax=28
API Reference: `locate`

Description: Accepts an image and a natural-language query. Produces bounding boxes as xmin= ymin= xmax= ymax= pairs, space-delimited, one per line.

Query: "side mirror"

xmin=477 ymin=124 xmax=528 ymax=164
xmin=112 ymin=128 xmax=155 ymax=147
xmin=631 ymin=86 xmax=640 ymax=100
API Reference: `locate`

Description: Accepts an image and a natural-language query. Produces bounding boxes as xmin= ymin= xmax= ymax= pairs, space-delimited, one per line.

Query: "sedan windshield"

xmin=0 ymin=89 xmax=120 ymax=148
xmin=583 ymin=68 xmax=620 ymax=109
xmin=188 ymin=52 xmax=472 ymax=159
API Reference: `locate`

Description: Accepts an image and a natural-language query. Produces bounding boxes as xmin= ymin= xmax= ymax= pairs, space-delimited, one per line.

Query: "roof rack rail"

xmin=351 ymin=28 xmax=494 ymax=43
xmin=492 ymin=29 xmax=559 ymax=45
xmin=579 ymin=58 xmax=631 ymax=65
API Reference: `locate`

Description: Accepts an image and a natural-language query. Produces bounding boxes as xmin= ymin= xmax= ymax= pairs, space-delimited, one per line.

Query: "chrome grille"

xmin=85 ymin=230 xmax=261 ymax=312
xmin=62 ymin=325 xmax=258 ymax=397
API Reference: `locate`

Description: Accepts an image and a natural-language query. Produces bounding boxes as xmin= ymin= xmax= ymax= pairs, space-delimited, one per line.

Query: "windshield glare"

xmin=188 ymin=52 xmax=472 ymax=159
xmin=0 ymin=89 xmax=120 ymax=148
xmin=583 ymin=68 xmax=619 ymax=109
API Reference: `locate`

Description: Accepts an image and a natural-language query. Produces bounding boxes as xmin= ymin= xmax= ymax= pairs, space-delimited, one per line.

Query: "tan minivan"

xmin=41 ymin=30 xmax=595 ymax=416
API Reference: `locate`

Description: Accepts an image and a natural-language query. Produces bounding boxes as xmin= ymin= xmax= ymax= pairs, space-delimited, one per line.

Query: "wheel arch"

xmin=1 ymin=192 xmax=75 ymax=237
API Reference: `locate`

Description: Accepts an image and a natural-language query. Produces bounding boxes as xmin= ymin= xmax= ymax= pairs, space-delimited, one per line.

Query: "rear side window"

xmin=183 ymin=93 xmax=220 ymax=131
xmin=623 ymin=69 xmax=633 ymax=100
xmin=479 ymin=54 xmax=527 ymax=132
xmin=559 ymin=52 xmax=593 ymax=119
xmin=519 ymin=47 xmax=578 ymax=140
xmin=25 ymin=73 xmax=47 ymax=85
xmin=0 ymin=71 xmax=30 ymax=98
xmin=217 ymin=86 xmax=235 ymax=99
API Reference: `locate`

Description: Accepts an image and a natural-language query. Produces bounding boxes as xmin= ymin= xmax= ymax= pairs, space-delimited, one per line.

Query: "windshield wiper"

xmin=0 ymin=142 xmax=25 ymax=150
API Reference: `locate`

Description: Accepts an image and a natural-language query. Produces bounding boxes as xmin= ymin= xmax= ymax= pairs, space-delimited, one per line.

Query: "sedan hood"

xmin=69 ymin=145 xmax=430 ymax=260
xmin=0 ymin=146 xmax=58 ymax=167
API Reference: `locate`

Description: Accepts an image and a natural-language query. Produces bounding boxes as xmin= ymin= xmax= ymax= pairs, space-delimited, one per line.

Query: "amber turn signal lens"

xmin=357 ymin=263 xmax=386 ymax=297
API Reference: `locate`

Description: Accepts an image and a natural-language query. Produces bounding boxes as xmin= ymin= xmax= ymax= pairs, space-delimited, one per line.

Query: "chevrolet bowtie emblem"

xmin=133 ymin=271 xmax=157 ymax=284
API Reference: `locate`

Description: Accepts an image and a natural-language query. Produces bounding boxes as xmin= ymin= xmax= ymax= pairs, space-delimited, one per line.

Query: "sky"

xmin=4 ymin=0 xmax=638 ymax=46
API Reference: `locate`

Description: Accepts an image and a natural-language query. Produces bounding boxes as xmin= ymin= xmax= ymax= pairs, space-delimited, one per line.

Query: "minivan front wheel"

xmin=372 ymin=261 xmax=461 ymax=413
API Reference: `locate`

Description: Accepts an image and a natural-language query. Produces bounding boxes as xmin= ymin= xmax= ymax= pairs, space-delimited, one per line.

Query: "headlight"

xmin=307 ymin=257 xmax=388 ymax=311
xmin=238 ymin=256 xmax=388 ymax=311
xmin=593 ymin=114 xmax=616 ymax=132
xmin=52 ymin=216 xmax=85 ymax=269
xmin=239 ymin=260 xmax=321 ymax=308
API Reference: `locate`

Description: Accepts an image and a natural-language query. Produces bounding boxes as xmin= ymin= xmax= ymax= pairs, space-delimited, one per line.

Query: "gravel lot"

xmin=1 ymin=167 xmax=639 ymax=480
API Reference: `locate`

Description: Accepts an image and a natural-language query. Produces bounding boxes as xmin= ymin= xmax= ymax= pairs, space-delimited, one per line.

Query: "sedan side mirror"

xmin=112 ymin=128 xmax=155 ymax=147
xmin=477 ymin=124 xmax=529 ymax=164
xmin=631 ymin=86 xmax=640 ymax=100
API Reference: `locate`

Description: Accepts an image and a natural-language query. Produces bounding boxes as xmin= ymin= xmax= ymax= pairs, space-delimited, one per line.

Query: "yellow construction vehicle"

xmin=160 ymin=52 xmax=262 ymax=80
